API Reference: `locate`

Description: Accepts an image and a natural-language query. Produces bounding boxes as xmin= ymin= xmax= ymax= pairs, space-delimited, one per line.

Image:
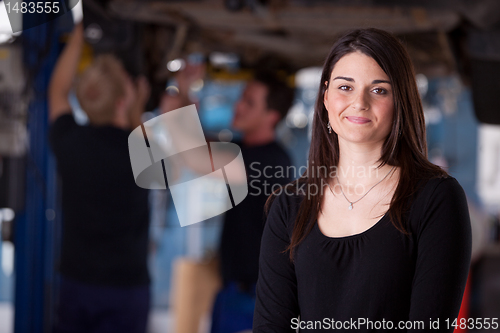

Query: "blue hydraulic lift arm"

xmin=14 ymin=10 xmax=73 ymax=333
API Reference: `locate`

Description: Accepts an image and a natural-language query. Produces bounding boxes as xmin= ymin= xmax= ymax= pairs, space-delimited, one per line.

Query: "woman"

xmin=253 ymin=28 xmax=472 ymax=332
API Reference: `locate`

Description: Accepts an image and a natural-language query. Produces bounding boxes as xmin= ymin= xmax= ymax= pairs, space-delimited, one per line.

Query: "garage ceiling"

xmin=95 ymin=0 xmax=500 ymax=75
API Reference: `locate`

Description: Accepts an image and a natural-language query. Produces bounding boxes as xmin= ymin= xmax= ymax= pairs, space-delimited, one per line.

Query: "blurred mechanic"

xmin=48 ymin=23 xmax=151 ymax=333
xmin=161 ymin=63 xmax=295 ymax=333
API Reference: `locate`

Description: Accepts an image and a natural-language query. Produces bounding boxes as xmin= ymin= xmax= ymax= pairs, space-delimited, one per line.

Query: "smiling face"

xmin=323 ymin=51 xmax=394 ymax=147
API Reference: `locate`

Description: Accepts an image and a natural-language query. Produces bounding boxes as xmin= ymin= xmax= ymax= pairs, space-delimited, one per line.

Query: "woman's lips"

xmin=346 ymin=116 xmax=371 ymax=124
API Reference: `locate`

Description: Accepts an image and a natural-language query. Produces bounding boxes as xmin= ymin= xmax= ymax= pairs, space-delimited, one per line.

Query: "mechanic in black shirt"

xmin=161 ymin=65 xmax=295 ymax=333
xmin=48 ymin=23 xmax=151 ymax=333
xmin=212 ymin=73 xmax=294 ymax=333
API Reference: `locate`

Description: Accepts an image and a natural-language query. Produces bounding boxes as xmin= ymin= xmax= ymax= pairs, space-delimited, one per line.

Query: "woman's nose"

xmin=351 ymin=90 xmax=370 ymax=111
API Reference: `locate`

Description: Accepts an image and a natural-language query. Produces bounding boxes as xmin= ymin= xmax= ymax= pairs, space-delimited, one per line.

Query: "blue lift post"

xmin=14 ymin=11 xmax=73 ymax=332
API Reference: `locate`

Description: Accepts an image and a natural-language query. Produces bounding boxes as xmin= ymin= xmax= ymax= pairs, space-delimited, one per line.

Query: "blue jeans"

xmin=210 ymin=282 xmax=256 ymax=333
xmin=54 ymin=276 xmax=150 ymax=333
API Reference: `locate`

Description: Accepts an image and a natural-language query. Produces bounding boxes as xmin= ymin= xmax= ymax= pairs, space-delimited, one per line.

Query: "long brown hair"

xmin=267 ymin=28 xmax=448 ymax=260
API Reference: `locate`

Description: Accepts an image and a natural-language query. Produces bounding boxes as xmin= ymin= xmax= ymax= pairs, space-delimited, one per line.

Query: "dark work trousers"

xmin=54 ymin=276 xmax=150 ymax=333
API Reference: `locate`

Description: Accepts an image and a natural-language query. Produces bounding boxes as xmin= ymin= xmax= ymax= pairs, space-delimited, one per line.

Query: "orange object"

xmin=170 ymin=257 xmax=222 ymax=333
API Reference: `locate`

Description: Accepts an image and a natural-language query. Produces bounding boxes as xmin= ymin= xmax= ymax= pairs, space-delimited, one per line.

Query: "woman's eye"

xmin=339 ymin=85 xmax=351 ymax=91
xmin=372 ymin=87 xmax=387 ymax=94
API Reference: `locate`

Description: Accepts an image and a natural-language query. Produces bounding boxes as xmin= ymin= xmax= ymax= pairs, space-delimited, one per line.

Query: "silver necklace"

xmin=327 ymin=165 xmax=396 ymax=211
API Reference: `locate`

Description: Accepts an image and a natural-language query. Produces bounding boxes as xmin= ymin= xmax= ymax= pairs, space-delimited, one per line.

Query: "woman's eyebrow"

xmin=372 ymin=79 xmax=391 ymax=84
xmin=332 ymin=76 xmax=391 ymax=85
xmin=333 ymin=76 xmax=354 ymax=82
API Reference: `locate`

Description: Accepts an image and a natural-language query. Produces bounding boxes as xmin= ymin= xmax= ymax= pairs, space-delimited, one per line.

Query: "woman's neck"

xmin=335 ymin=139 xmax=395 ymax=187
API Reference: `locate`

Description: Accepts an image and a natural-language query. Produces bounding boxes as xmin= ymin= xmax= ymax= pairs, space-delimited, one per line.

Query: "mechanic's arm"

xmin=159 ymin=63 xmax=246 ymax=184
xmin=159 ymin=61 xmax=204 ymax=114
xmin=48 ymin=22 xmax=84 ymax=123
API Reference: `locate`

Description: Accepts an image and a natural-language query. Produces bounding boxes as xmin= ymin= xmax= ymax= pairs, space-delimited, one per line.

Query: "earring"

xmin=327 ymin=121 xmax=332 ymax=134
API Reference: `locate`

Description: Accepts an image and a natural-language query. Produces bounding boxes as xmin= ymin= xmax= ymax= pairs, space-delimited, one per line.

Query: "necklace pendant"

xmin=349 ymin=203 xmax=353 ymax=210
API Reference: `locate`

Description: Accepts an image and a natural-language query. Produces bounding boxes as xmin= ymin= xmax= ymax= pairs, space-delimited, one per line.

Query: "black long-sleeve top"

xmin=221 ymin=140 xmax=292 ymax=285
xmin=253 ymin=176 xmax=472 ymax=332
xmin=49 ymin=114 xmax=150 ymax=287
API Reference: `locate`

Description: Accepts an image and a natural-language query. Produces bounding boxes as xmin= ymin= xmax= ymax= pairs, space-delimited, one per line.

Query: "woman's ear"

xmin=323 ymin=81 xmax=329 ymax=111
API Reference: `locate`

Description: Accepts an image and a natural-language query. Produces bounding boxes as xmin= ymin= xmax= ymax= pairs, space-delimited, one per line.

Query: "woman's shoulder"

xmin=413 ymin=175 xmax=465 ymax=204
xmin=408 ymin=174 xmax=469 ymax=230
